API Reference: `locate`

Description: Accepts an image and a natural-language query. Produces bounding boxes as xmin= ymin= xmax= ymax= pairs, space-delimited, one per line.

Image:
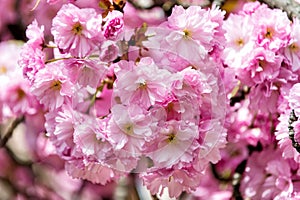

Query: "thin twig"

xmin=0 ymin=116 xmax=25 ymax=148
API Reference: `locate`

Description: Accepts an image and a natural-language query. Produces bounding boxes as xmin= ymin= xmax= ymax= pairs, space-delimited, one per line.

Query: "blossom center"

xmin=139 ymin=82 xmax=147 ymax=89
xmin=289 ymin=43 xmax=299 ymax=52
xmin=183 ymin=29 xmax=191 ymax=38
xmin=0 ymin=65 xmax=7 ymax=74
xmin=17 ymin=88 xmax=26 ymax=100
xmin=167 ymin=133 xmax=176 ymax=143
xmin=72 ymin=22 xmax=83 ymax=35
xmin=50 ymin=80 xmax=62 ymax=91
xmin=265 ymin=27 xmax=273 ymax=39
xmin=258 ymin=60 xmax=266 ymax=69
xmin=124 ymin=123 xmax=134 ymax=135
xmin=235 ymin=38 xmax=244 ymax=47
xmin=166 ymin=102 xmax=174 ymax=112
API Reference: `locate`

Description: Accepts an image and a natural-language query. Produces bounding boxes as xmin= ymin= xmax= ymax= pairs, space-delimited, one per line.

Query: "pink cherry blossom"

xmin=18 ymin=20 xmax=46 ymax=83
xmin=73 ymin=116 xmax=113 ymax=163
xmin=26 ymin=19 xmax=45 ymax=48
xmin=103 ymin=10 xmax=124 ymax=41
xmin=47 ymin=105 xmax=83 ymax=159
xmin=0 ymin=41 xmax=23 ymax=82
xmin=31 ymin=61 xmax=73 ymax=111
xmin=147 ymin=120 xmax=198 ymax=168
xmin=222 ymin=14 xmax=256 ymax=69
xmin=252 ymin=4 xmax=291 ymax=51
xmin=240 ymin=1 xmax=267 ymax=16
xmin=19 ymin=44 xmax=45 ymax=83
xmin=65 ymin=159 xmax=118 ymax=185
xmin=99 ymin=40 xmax=119 ymax=62
xmin=63 ymin=58 xmax=108 ymax=88
xmin=51 ymin=3 xmax=103 ymax=57
xmin=160 ymin=5 xmax=224 ymax=64
xmin=113 ymin=57 xmax=172 ymax=109
xmin=2 ymin=78 xmax=39 ymax=116
xmin=240 ymin=148 xmax=293 ymax=199
xmin=105 ymin=104 xmax=153 ymax=172
xmin=0 ymin=41 xmax=40 ymax=119
xmin=284 ymin=18 xmax=300 ymax=72
xmin=141 ymin=167 xmax=202 ymax=198
xmin=8 ymin=1 xmax=300 ymax=198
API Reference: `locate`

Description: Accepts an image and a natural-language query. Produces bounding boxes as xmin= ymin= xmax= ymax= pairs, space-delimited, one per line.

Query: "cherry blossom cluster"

xmin=1 ymin=0 xmax=300 ymax=199
xmin=15 ymin=1 xmax=228 ymax=198
xmin=218 ymin=1 xmax=300 ymax=199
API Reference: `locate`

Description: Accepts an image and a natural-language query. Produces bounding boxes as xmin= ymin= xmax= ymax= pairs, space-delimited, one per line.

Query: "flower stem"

xmin=45 ymin=57 xmax=73 ymax=64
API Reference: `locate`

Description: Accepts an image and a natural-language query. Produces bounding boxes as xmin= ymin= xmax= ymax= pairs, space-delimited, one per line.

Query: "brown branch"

xmin=258 ymin=0 xmax=300 ymax=20
xmin=0 ymin=116 xmax=25 ymax=148
xmin=231 ymin=160 xmax=247 ymax=200
xmin=288 ymin=110 xmax=300 ymax=153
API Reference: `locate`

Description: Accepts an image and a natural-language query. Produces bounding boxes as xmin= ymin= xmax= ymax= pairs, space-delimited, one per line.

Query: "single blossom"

xmin=63 ymin=58 xmax=108 ymax=88
xmin=147 ymin=120 xmax=198 ymax=168
xmin=222 ymin=14 xmax=256 ymax=69
xmin=25 ymin=19 xmax=45 ymax=48
xmin=99 ymin=40 xmax=119 ymax=62
xmin=141 ymin=167 xmax=202 ymax=198
xmin=252 ymin=4 xmax=291 ymax=51
xmin=284 ymin=18 xmax=300 ymax=72
xmin=31 ymin=61 xmax=73 ymax=111
xmin=161 ymin=5 xmax=224 ymax=64
xmin=2 ymin=78 xmax=39 ymax=117
xmin=103 ymin=10 xmax=124 ymax=41
xmin=51 ymin=3 xmax=103 ymax=57
xmin=65 ymin=159 xmax=118 ymax=185
xmin=240 ymin=148 xmax=293 ymax=200
xmin=113 ymin=57 xmax=172 ymax=109
xmin=73 ymin=116 xmax=112 ymax=162
xmin=18 ymin=44 xmax=45 ymax=83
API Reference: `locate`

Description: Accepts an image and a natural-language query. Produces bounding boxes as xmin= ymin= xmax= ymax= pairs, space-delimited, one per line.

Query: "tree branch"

xmin=258 ymin=0 xmax=300 ymax=19
xmin=231 ymin=160 xmax=247 ymax=200
xmin=288 ymin=110 xmax=300 ymax=153
xmin=0 ymin=116 xmax=25 ymax=148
